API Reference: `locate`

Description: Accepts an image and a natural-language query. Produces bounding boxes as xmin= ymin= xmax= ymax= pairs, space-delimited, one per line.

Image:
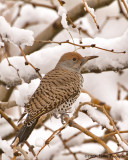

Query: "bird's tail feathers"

xmin=18 ymin=112 xmax=27 ymax=123
xmin=12 ymin=118 xmax=38 ymax=145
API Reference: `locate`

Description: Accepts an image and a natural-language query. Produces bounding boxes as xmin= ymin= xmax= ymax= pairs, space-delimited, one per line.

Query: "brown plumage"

xmin=13 ymin=52 xmax=98 ymax=144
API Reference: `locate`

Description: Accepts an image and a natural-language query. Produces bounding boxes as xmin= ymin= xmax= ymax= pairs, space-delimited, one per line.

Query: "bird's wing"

xmin=24 ymin=68 xmax=82 ymax=124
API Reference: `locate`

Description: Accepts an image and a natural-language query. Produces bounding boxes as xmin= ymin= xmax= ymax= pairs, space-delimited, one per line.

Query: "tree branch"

xmin=24 ymin=0 xmax=114 ymax=54
xmin=0 ymin=100 xmax=17 ymax=111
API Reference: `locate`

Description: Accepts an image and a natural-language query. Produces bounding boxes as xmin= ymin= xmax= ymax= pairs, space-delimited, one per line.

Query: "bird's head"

xmin=56 ymin=52 xmax=98 ymax=72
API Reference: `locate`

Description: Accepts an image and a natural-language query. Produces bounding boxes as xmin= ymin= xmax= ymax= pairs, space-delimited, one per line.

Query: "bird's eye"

xmin=72 ymin=57 xmax=77 ymax=61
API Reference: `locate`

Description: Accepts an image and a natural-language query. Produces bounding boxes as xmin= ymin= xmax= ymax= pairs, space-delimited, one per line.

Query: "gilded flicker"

xmin=13 ymin=52 xmax=98 ymax=144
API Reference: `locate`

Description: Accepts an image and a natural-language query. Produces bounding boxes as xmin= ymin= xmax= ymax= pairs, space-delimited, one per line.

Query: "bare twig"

xmin=0 ymin=100 xmax=17 ymax=111
xmin=96 ymin=16 xmax=122 ymax=34
xmin=102 ymin=130 xmax=128 ymax=140
xmin=0 ymin=35 xmax=21 ymax=80
xmin=16 ymin=146 xmax=30 ymax=160
xmin=118 ymin=0 xmax=128 ymax=19
xmin=5 ymin=51 xmax=20 ymax=79
xmin=81 ymin=89 xmax=111 ymax=112
xmin=64 ymin=124 xmax=99 ymax=143
xmin=77 ymin=101 xmax=128 ymax=149
xmin=0 ymin=109 xmax=19 ymax=131
xmin=102 ymin=106 xmax=128 ymax=147
xmin=8 ymin=0 xmax=57 ymax=10
xmin=59 ymin=134 xmax=78 ymax=160
xmin=58 ymin=0 xmax=65 ymax=6
xmin=63 ymin=116 xmax=119 ymax=160
xmin=121 ymin=0 xmax=128 ymax=14
xmin=11 ymin=3 xmax=24 ymax=26
xmin=25 ymin=141 xmax=37 ymax=159
xmin=83 ymin=0 xmax=99 ymax=30
xmin=117 ymin=82 xmax=128 ymax=100
xmin=118 ymin=82 xmax=128 ymax=92
xmin=35 ymin=39 xmax=125 ymax=54
xmin=36 ymin=121 xmax=69 ymax=158
xmin=19 ymin=46 xmax=42 ymax=79
xmin=43 ymin=124 xmax=77 ymax=159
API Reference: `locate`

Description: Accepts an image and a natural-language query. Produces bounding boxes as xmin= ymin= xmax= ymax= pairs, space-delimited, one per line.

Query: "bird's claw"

xmin=60 ymin=113 xmax=69 ymax=124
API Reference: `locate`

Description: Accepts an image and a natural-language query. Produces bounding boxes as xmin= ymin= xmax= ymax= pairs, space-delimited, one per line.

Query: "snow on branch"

xmin=58 ymin=6 xmax=68 ymax=29
xmin=24 ymin=0 xmax=114 ymax=54
xmin=0 ymin=16 xmax=34 ymax=47
xmin=0 ymin=29 xmax=128 ymax=86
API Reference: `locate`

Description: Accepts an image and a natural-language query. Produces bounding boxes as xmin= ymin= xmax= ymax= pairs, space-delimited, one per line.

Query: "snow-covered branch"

xmin=24 ymin=0 xmax=114 ymax=54
xmin=0 ymin=16 xmax=34 ymax=47
xmin=0 ymin=28 xmax=128 ymax=86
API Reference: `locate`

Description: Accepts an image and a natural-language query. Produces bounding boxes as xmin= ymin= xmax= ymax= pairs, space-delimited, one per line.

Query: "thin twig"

xmin=19 ymin=46 xmax=42 ymax=79
xmin=0 ymin=100 xmax=17 ymax=111
xmin=96 ymin=16 xmax=122 ymax=34
xmin=11 ymin=3 xmax=23 ymax=26
xmin=5 ymin=52 xmax=20 ymax=78
xmin=66 ymin=14 xmax=76 ymax=28
xmin=59 ymin=134 xmax=78 ymax=160
xmin=76 ymin=101 xmax=128 ymax=149
xmin=81 ymin=89 xmax=111 ymax=112
xmin=58 ymin=0 xmax=65 ymax=6
xmin=118 ymin=82 xmax=128 ymax=92
xmin=64 ymin=116 xmax=119 ymax=160
xmin=36 ymin=121 xmax=69 ymax=158
xmin=0 ymin=35 xmax=21 ymax=79
xmin=16 ymin=146 xmax=30 ymax=160
xmin=64 ymin=124 xmax=99 ymax=143
xmin=118 ymin=0 xmax=128 ymax=19
xmin=103 ymin=130 xmax=128 ymax=140
xmin=102 ymin=106 xmax=128 ymax=147
xmin=83 ymin=0 xmax=99 ymax=30
xmin=117 ymin=82 xmax=128 ymax=100
xmin=35 ymin=39 xmax=126 ymax=54
xmin=121 ymin=0 xmax=128 ymax=14
xmin=8 ymin=0 xmax=57 ymax=10
xmin=0 ymin=109 xmax=19 ymax=131
xmin=25 ymin=141 xmax=38 ymax=159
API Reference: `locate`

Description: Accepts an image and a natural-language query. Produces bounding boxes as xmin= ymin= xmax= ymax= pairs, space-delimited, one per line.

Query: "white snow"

xmin=33 ymin=137 xmax=65 ymax=160
xmin=35 ymin=137 xmax=45 ymax=148
xmin=14 ymin=78 xmax=41 ymax=107
xmin=0 ymin=1 xmax=128 ymax=159
xmin=82 ymin=105 xmax=113 ymax=130
xmin=0 ymin=2 xmax=6 ymax=11
xmin=14 ymin=5 xmax=58 ymax=28
xmin=0 ymin=27 xmax=128 ymax=86
xmin=116 ymin=135 xmax=128 ymax=151
xmin=58 ymin=6 xmax=67 ymax=16
xmin=71 ymin=92 xmax=91 ymax=111
xmin=0 ymin=16 xmax=34 ymax=47
xmin=0 ymin=55 xmax=42 ymax=86
xmin=0 ymin=137 xmax=13 ymax=159
xmin=58 ymin=6 xmax=68 ymax=29
xmin=75 ymin=17 xmax=94 ymax=35
xmin=0 ymin=41 xmax=4 ymax=48
xmin=111 ymin=100 xmax=128 ymax=139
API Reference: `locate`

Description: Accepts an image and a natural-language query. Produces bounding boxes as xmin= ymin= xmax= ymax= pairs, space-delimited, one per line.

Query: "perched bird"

xmin=13 ymin=52 xmax=98 ymax=145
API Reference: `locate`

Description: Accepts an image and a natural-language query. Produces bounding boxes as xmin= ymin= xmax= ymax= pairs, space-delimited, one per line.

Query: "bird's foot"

xmin=60 ymin=113 xmax=69 ymax=124
xmin=52 ymin=112 xmax=59 ymax=119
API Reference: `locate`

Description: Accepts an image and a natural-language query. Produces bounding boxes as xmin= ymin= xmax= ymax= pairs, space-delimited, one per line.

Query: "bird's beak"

xmin=81 ymin=56 xmax=98 ymax=66
xmin=84 ymin=56 xmax=98 ymax=61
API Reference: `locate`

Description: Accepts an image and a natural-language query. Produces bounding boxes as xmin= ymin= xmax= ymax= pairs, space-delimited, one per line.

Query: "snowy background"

xmin=0 ymin=0 xmax=128 ymax=160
